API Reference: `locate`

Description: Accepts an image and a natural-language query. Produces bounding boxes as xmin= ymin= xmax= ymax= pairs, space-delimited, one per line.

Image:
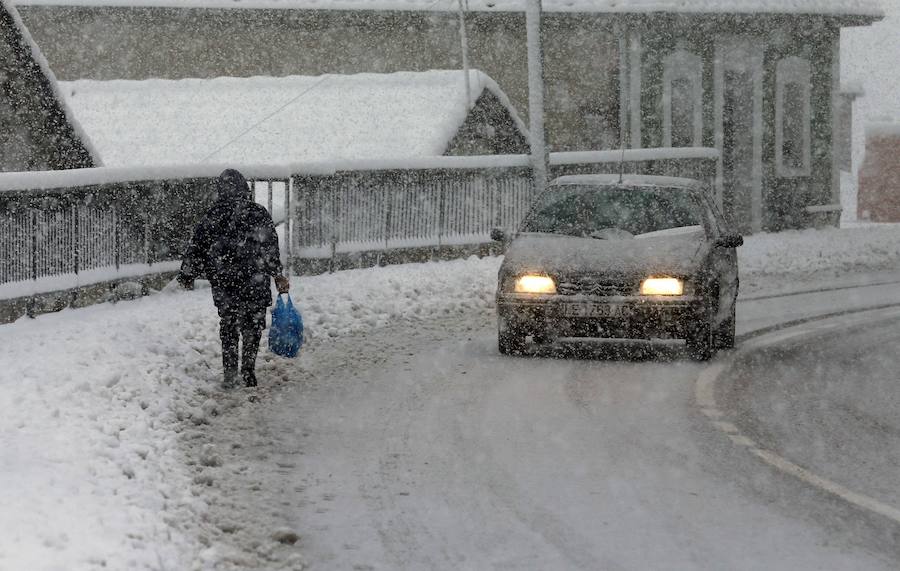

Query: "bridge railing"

xmin=0 ymin=174 xmax=219 ymax=303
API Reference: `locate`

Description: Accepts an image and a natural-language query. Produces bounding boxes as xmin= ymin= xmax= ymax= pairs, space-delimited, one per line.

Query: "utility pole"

xmin=457 ymin=0 xmax=472 ymax=109
xmin=525 ymin=0 xmax=548 ymax=195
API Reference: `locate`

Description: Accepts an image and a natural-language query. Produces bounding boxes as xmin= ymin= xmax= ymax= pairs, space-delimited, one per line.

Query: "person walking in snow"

xmin=177 ymin=168 xmax=290 ymax=388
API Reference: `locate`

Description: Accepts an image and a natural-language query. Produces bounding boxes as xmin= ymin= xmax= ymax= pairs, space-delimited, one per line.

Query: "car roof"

xmin=548 ymin=174 xmax=706 ymax=190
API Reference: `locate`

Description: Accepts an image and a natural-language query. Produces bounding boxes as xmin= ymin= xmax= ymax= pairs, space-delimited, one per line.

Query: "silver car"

xmin=493 ymin=174 xmax=743 ymax=360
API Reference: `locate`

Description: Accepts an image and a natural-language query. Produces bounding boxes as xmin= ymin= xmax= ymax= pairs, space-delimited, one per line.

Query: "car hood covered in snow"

xmin=502 ymin=228 xmax=709 ymax=278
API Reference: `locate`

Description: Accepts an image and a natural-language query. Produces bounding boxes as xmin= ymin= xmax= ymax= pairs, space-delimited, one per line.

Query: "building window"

xmin=663 ymin=50 xmax=703 ymax=147
xmin=776 ymin=57 xmax=812 ymax=177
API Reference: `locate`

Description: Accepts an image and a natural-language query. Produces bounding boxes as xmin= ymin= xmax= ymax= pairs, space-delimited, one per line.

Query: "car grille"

xmin=556 ymin=275 xmax=636 ymax=297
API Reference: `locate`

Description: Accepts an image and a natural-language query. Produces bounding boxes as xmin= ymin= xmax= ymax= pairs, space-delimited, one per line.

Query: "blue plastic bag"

xmin=269 ymin=294 xmax=304 ymax=358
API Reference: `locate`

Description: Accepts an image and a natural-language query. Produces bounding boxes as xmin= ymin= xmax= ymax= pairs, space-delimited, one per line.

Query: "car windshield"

xmin=520 ymin=184 xmax=704 ymax=239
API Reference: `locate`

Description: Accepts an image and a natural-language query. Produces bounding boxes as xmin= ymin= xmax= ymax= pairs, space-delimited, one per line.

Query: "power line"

xmin=200 ymin=76 xmax=330 ymax=162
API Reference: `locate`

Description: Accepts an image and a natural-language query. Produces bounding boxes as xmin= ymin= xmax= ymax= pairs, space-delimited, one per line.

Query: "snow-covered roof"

xmin=60 ymin=70 xmax=526 ymax=168
xmin=12 ymin=0 xmax=885 ymax=17
xmin=841 ymin=81 xmax=866 ymax=96
xmin=865 ymin=121 xmax=900 ymax=138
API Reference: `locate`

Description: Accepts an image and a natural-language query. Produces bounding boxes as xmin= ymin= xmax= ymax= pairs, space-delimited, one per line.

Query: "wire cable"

xmin=200 ymin=76 xmax=330 ymax=162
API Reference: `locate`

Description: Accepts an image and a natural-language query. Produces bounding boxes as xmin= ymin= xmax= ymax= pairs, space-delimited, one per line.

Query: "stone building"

xmin=0 ymin=0 xmax=95 ymax=171
xmin=15 ymin=0 xmax=884 ymax=231
xmin=857 ymin=123 xmax=900 ymax=222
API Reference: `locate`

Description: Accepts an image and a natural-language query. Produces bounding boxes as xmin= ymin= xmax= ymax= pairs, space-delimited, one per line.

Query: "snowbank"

xmin=3 ymin=224 xmax=900 ymax=568
xmin=738 ymin=225 xmax=900 ymax=292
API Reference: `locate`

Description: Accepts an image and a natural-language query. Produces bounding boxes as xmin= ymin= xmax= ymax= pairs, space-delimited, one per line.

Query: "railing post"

xmin=438 ymin=174 xmax=445 ymax=249
xmin=284 ymin=177 xmax=292 ymax=277
xmin=144 ymin=212 xmax=152 ymax=268
xmin=498 ymin=175 xmax=505 ymax=230
xmin=267 ymin=180 xmax=274 ymax=216
xmin=30 ymin=207 xmax=37 ymax=282
xmin=113 ymin=200 xmax=120 ymax=272
xmin=330 ymin=179 xmax=338 ymax=274
xmin=72 ymin=202 xmax=80 ymax=277
xmin=383 ymin=181 xmax=392 ymax=251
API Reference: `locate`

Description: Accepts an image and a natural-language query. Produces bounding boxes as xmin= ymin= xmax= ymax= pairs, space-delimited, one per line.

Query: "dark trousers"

xmin=218 ymin=304 xmax=266 ymax=376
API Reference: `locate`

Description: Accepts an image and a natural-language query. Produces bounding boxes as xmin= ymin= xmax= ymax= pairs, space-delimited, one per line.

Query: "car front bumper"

xmin=497 ymin=293 xmax=706 ymax=340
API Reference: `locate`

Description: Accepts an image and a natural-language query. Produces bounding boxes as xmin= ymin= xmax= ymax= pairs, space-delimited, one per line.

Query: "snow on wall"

xmin=0 ymin=0 xmax=102 ymax=166
xmin=59 ymin=70 xmax=524 ymax=169
xmin=11 ymin=0 xmax=886 ymax=16
xmin=865 ymin=121 xmax=900 ymax=137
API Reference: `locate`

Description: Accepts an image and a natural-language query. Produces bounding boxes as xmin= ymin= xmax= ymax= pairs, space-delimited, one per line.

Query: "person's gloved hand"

xmin=274 ymin=275 xmax=290 ymax=294
xmin=177 ymin=273 xmax=195 ymax=290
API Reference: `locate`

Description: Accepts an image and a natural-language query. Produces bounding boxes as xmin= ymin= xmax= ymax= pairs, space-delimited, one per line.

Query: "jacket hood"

xmin=502 ymin=227 xmax=709 ymax=279
xmin=216 ymin=168 xmax=251 ymax=202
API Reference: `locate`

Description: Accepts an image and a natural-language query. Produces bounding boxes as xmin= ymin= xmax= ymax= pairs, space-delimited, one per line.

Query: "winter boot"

xmin=222 ymin=368 xmax=239 ymax=389
xmin=243 ymin=370 xmax=258 ymax=388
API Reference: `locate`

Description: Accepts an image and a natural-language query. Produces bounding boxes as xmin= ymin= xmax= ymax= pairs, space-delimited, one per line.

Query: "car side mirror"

xmin=490 ymin=228 xmax=507 ymax=242
xmin=716 ymin=233 xmax=744 ymax=249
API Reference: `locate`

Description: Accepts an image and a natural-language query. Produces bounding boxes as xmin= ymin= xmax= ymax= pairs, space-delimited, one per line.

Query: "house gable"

xmin=445 ymin=90 xmax=529 ymax=156
xmin=0 ymin=0 xmax=95 ymax=171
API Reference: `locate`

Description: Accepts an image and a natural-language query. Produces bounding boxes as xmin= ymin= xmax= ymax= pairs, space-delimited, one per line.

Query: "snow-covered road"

xmin=723 ymin=312 xmax=900 ymax=524
xmin=4 ymin=225 xmax=900 ymax=570
xmin=205 ymin=282 xmax=900 ymax=570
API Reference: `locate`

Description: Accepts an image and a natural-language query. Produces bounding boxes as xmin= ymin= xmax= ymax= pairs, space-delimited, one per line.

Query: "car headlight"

xmin=640 ymin=277 xmax=684 ymax=296
xmin=515 ymin=274 xmax=557 ymax=294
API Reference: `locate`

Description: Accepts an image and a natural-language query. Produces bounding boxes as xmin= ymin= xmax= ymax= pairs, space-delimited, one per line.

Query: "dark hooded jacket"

xmin=180 ymin=169 xmax=282 ymax=309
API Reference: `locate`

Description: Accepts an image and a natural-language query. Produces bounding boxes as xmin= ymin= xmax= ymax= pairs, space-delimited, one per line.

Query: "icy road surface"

xmin=197 ymin=281 xmax=900 ymax=570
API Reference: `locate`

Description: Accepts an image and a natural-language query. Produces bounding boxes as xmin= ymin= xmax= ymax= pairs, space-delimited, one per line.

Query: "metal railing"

xmin=0 ymin=176 xmax=219 ymax=300
xmin=294 ymin=165 xmax=534 ymax=259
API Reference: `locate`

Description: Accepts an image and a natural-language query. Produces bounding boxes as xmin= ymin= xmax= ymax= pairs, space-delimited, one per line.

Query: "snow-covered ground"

xmin=2 ymin=224 xmax=900 ymax=569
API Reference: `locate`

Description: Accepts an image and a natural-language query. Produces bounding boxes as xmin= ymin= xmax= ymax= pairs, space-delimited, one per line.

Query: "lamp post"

xmin=525 ymin=0 xmax=548 ymax=195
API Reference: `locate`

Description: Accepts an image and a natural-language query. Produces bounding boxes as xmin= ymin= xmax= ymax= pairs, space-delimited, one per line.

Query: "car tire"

xmin=715 ymin=302 xmax=737 ymax=350
xmin=498 ymin=320 xmax=526 ymax=356
xmin=686 ymin=320 xmax=714 ymax=361
xmin=532 ymin=330 xmax=554 ymax=346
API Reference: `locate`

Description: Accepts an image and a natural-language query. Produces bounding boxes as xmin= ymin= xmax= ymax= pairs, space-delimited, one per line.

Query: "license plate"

xmin=556 ymin=303 xmax=631 ymax=318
